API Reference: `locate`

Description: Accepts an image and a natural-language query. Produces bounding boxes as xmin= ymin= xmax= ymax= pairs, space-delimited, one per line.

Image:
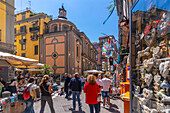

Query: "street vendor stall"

xmin=130 ymin=0 xmax=170 ymax=112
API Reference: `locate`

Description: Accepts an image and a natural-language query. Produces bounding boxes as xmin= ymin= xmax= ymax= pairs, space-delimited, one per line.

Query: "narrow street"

xmin=34 ymin=83 xmax=123 ymax=113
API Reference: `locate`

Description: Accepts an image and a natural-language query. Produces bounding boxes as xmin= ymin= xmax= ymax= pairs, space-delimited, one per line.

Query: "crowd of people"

xmin=64 ymin=72 xmax=112 ymax=113
xmin=0 ymin=72 xmax=112 ymax=113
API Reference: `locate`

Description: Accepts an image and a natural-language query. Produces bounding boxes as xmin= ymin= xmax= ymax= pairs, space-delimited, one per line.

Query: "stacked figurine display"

xmin=134 ymin=43 xmax=170 ymax=113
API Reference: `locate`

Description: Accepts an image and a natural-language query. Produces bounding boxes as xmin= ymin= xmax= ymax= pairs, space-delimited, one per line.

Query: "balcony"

xmin=29 ymin=26 xmax=39 ymax=33
xmin=15 ymin=30 xmax=27 ymax=36
xmin=19 ymin=39 xmax=26 ymax=44
xmin=0 ymin=42 xmax=15 ymax=54
xmin=31 ymin=35 xmax=39 ymax=41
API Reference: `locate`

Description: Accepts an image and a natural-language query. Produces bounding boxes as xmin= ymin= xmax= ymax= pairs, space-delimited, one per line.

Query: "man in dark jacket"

xmin=69 ymin=73 xmax=82 ymax=111
xmin=64 ymin=73 xmax=71 ymax=98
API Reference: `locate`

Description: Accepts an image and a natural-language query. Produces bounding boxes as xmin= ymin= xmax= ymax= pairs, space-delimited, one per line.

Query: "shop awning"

xmin=26 ymin=68 xmax=43 ymax=72
xmin=84 ymin=70 xmax=104 ymax=74
xmin=0 ymin=51 xmax=38 ymax=67
xmin=15 ymin=63 xmax=44 ymax=69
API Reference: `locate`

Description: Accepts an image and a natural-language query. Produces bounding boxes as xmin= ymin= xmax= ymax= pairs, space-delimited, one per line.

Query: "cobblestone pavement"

xmin=34 ymin=83 xmax=123 ymax=113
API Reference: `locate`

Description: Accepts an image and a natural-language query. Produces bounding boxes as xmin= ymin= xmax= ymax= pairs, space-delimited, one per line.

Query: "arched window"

xmin=62 ymin=24 xmax=69 ymax=31
xmin=76 ymin=40 xmax=80 ymax=58
xmin=54 ymin=26 xmax=57 ymax=32
xmin=51 ymin=24 xmax=57 ymax=32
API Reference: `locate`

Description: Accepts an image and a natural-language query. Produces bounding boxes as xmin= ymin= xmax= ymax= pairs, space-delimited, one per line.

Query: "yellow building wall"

xmin=14 ymin=12 xmax=50 ymax=61
xmin=0 ymin=1 xmax=6 ymax=43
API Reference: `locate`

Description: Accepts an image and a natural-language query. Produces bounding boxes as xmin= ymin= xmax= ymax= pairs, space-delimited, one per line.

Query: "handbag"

xmin=97 ymin=93 xmax=101 ymax=102
xmin=96 ymin=85 xmax=101 ymax=102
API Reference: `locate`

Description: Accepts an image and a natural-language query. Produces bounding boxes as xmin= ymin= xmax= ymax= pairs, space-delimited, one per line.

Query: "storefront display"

xmin=130 ymin=0 xmax=170 ymax=112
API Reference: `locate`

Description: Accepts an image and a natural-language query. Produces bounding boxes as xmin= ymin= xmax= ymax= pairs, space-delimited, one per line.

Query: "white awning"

xmin=0 ymin=51 xmax=38 ymax=67
xmin=26 ymin=68 xmax=43 ymax=72
xmin=84 ymin=70 xmax=104 ymax=74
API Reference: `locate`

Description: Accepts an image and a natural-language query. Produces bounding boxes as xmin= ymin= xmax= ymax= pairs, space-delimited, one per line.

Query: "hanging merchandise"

xmin=131 ymin=1 xmax=170 ymax=112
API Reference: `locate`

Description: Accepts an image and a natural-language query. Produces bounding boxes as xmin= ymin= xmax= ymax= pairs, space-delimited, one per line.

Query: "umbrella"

xmin=84 ymin=70 xmax=104 ymax=74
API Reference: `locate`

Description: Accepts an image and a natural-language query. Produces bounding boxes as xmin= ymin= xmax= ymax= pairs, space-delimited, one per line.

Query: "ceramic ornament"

xmin=135 ymin=86 xmax=140 ymax=95
xmin=162 ymin=61 xmax=170 ymax=78
xmin=160 ymin=80 xmax=170 ymax=88
xmin=159 ymin=62 xmax=165 ymax=74
xmin=154 ymin=74 xmax=161 ymax=83
xmin=150 ymin=109 xmax=158 ymax=113
xmin=144 ymin=74 xmax=153 ymax=86
xmin=138 ymin=97 xmax=148 ymax=106
xmin=143 ymin=88 xmax=153 ymax=99
xmin=144 ymin=28 xmax=156 ymax=47
xmin=157 ymin=103 xmax=165 ymax=112
xmin=143 ymin=105 xmax=151 ymax=113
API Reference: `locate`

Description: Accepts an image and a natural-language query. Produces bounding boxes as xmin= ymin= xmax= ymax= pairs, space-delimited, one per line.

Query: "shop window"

xmin=131 ymin=0 xmax=170 ymax=112
xmin=21 ymin=53 xmax=25 ymax=57
xmin=34 ymin=45 xmax=38 ymax=55
xmin=21 ymin=44 xmax=26 ymax=50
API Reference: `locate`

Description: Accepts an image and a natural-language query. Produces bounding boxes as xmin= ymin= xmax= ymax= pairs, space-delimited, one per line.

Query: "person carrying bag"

xmin=39 ymin=75 xmax=55 ymax=113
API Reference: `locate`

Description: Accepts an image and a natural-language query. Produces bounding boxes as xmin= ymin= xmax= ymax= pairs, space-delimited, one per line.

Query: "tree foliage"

xmin=41 ymin=64 xmax=53 ymax=75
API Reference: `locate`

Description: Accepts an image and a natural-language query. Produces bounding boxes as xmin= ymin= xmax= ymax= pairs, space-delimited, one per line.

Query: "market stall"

xmin=130 ymin=0 xmax=170 ymax=112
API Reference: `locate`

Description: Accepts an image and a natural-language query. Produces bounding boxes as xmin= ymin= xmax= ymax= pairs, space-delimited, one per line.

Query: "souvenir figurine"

xmin=144 ymin=74 xmax=153 ymax=86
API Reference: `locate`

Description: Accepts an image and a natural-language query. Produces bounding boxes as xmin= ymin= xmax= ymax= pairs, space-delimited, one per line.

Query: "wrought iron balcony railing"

xmin=29 ymin=26 xmax=39 ymax=33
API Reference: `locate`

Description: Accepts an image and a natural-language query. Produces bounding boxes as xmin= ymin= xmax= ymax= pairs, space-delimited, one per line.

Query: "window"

xmin=76 ymin=45 xmax=80 ymax=57
xmin=21 ymin=53 xmax=25 ymax=57
xmin=14 ymin=45 xmax=17 ymax=51
xmin=34 ymin=45 xmax=38 ymax=55
xmin=62 ymin=25 xmax=69 ymax=31
xmin=54 ymin=26 xmax=57 ymax=32
xmin=22 ymin=13 xmax=26 ymax=20
xmin=102 ymin=40 xmax=104 ymax=43
xmin=22 ymin=35 xmax=26 ymax=39
xmin=14 ymin=28 xmax=16 ymax=34
xmin=14 ymin=37 xmax=16 ymax=42
xmin=15 ymin=16 xmax=17 ymax=21
xmin=20 ymin=26 xmax=26 ymax=33
xmin=0 ymin=29 xmax=1 ymax=41
xmin=21 ymin=44 xmax=26 ymax=50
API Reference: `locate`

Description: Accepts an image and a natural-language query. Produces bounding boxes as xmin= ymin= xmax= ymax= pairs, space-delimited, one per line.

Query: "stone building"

xmin=0 ymin=0 xmax=15 ymax=82
xmin=0 ymin=0 xmax=15 ymax=54
xmin=40 ymin=5 xmax=97 ymax=75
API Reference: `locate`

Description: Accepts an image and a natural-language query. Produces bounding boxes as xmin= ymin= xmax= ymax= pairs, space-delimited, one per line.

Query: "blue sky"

xmin=15 ymin=0 xmax=119 ymax=43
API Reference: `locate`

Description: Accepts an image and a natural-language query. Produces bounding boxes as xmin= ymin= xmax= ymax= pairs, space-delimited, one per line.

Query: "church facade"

xmin=40 ymin=5 xmax=97 ymax=75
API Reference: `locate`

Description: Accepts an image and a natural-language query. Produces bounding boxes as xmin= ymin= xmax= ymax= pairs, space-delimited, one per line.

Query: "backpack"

xmin=23 ymin=84 xmax=33 ymax=100
xmin=17 ymin=84 xmax=33 ymax=101
xmin=17 ymin=87 xmax=25 ymax=101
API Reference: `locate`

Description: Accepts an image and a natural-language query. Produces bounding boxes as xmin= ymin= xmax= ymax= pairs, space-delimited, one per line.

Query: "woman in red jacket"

xmin=84 ymin=75 xmax=100 ymax=113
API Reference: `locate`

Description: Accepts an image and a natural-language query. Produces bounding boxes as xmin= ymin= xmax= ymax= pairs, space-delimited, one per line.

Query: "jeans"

xmin=72 ymin=91 xmax=81 ymax=109
xmin=40 ymin=96 xmax=55 ymax=113
xmin=89 ymin=103 xmax=99 ymax=113
xmin=24 ymin=98 xmax=35 ymax=113
xmin=65 ymin=87 xmax=69 ymax=98
xmin=81 ymin=82 xmax=85 ymax=89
